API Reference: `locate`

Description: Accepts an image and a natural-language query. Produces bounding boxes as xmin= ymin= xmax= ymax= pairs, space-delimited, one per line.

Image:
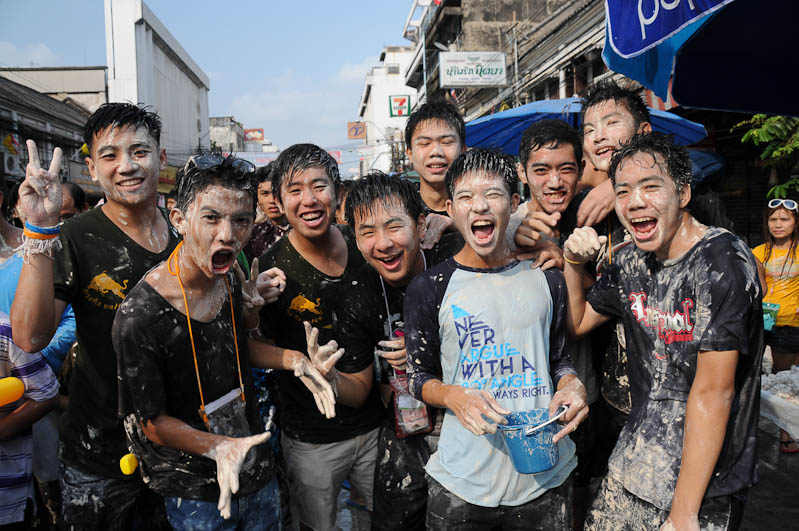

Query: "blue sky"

xmin=0 ymin=0 xmax=411 ymax=154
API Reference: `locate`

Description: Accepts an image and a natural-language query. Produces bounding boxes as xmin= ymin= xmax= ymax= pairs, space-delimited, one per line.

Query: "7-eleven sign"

xmin=389 ymin=95 xmax=411 ymax=117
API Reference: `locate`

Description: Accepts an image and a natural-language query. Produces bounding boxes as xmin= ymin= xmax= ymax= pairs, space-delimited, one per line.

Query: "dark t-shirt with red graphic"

xmin=586 ymin=227 xmax=763 ymax=510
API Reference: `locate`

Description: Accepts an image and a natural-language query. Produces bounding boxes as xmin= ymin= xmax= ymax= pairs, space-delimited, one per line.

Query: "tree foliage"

xmin=735 ymin=115 xmax=799 ymax=198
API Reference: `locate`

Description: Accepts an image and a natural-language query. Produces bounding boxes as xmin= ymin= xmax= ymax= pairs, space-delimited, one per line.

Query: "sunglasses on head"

xmin=184 ymin=154 xmax=255 ymax=178
xmin=768 ymin=198 xmax=798 ymax=211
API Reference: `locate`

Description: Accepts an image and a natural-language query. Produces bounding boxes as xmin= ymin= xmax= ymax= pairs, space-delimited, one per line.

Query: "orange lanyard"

xmin=167 ymin=241 xmax=245 ymax=427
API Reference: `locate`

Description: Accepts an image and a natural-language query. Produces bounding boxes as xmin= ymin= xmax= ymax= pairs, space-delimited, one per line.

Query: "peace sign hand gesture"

xmin=21 ymin=140 xmax=63 ymax=226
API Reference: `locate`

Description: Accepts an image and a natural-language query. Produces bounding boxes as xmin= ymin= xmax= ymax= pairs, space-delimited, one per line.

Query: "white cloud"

xmin=227 ymin=55 xmax=381 ymax=150
xmin=335 ymin=55 xmax=379 ymax=85
xmin=0 ymin=41 xmax=59 ymax=67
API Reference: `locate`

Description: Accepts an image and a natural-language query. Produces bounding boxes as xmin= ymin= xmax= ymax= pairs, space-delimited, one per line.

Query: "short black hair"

xmin=445 ymin=148 xmax=518 ymax=199
xmin=83 ymin=103 xmax=162 ymax=154
xmin=608 ymin=132 xmax=692 ymax=190
xmin=580 ymin=79 xmax=651 ymax=131
xmin=174 ymin=155 xmax=257 ymax=213
xmin=255 ymin=162 xmax=273 ymax=185
xmin=519 ymin=119 xmax=583 ymax=169
xmin=270 ymin=143 xmax=340 ymax=202
xmin=345 ymin=172 xmax=424 ymax=232
xmin=5 ymin=181 xmax=21 ymax=220
xmin=404 ymin=101 xmax=466 ymax=147
xmin=62 ymin=182 xmax=86 ymax=211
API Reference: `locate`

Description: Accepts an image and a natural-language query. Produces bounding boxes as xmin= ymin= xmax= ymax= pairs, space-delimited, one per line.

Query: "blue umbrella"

xmin=465 ymin=97 xmax=706 ymax=156
xmin=603 ymin=0 xmax=799 ymax=115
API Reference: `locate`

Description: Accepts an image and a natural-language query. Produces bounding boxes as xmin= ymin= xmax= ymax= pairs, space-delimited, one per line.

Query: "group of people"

xmin=0 ymin=78 xmax=782 ymax=531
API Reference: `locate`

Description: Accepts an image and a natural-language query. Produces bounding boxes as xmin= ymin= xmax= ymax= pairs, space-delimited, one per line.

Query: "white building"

xmin=357 ymin=46 xmax=416 ymax=174
xmin=0 ymin=66 xmax=108 ymax=114
xmin=104 ymin=0 xmax=210 ymax=167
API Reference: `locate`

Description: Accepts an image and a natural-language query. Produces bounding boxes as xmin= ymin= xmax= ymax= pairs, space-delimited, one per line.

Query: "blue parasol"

xmin=465 ymin=97 xmax=706 ymax=156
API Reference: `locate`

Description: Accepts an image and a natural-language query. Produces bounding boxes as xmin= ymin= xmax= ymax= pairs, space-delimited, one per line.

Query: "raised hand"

xmin=20 ymin=140 xmax=63 ymax=226
xmin=444 ymin=386 xmax=510 ymax=435
xmin=421 ymin=213 xmax=452 ymax=249
xmin=563 ymin=226 xmax=607 ymax=265
xmin=255 ymin=266 xmax=286 ymax=304
xmin=209 ymin=431 xmax=272 ymax=519
xmin=235 ymin=258 xmax=265 ymax=315
xmin=291 ymin=355 xmax=337 ymax=419
xmin=303 ymin=321 xmax=344 ymax=378
xmin=513 ymin=210 xmax=560 ymax=250
xmin=576 ymin=179 xmax=615 ymax=228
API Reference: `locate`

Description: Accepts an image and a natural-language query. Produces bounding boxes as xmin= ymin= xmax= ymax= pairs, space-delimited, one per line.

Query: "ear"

xmin=516 ymin=162 xmax=528 ymax=187
xmin=405 ymin=146 xmax=413 ymax=164
xmin=85 ymin=157 xmax=98 ymax=182
xmin=159 ymin=148 xmax=168 ymax=171
xmin=639 ymin=121 xmax=652 ymax=134
xmin=678 ymin=183 xmax=691 ymax=209
xmin=169 ymin=207 xmax=187 ymax=236
xmin=446 ymin=199 xmax=453 ymax=218
xmin=578 ymin=159 xmax=585 ymax=181
xmin=460 ymin=142 xmax=467 ymax=154
xmin=510 ymin=193 xmax=521 ymax=214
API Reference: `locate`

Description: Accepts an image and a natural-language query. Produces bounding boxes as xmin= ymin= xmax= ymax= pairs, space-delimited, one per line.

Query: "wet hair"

xmin=761 ymin=200 xmax=799 ymax=270
xmin=62 ymin=182 xmax=86 ymax=211
xmin=83 ymin=103 xmax=162 ymax=154
xmin=270 ymin=143 xmax=340 ymax=202
xmin=174 ymin=155 xmax=257 ymax=213
xmin=580 ymin=79 xmax=651 ymax=131
xmin=404 ymin=101 xmax=466 ymax=147
xmin=255 ymin=162 xmax=273 ymax=186
xmin=338 ymin=179 xmax=354 ymax=205
xmin=519 ymin=119 xmax=583 ymax=169
xmin=345 ymin=172 xmax=425 ymax=232
xmin=608 ymin=132 xmax=692 ymax=192
xmin=445 ymin=148 xmax=518 ymax=199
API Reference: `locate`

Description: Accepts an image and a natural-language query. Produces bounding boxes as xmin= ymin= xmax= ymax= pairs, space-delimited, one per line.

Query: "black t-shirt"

xmin=258 ymin=226 xmax=384 ymax=443
xmin=586 ymin=228 xmax=763 ymax=509
xmin=54 ymin=206 xmax=180 ymax=479
xmin=113 ymin=274 xmax=273 ymax=501
xmin=333 ymin=245 xmax=457 ymax=386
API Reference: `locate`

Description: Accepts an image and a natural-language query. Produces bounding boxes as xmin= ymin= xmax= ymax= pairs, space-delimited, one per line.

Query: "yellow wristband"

xmin=564 ymin=257 xmax=585 ymax=265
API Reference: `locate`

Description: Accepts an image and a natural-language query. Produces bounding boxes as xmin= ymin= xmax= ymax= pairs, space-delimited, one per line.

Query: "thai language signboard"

xmin=439 ymin=52 xmax=507 ymax=88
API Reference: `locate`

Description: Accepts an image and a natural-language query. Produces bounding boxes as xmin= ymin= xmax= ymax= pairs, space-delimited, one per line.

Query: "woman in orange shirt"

xmin=753 ymin=198 xmax=799 ymax=453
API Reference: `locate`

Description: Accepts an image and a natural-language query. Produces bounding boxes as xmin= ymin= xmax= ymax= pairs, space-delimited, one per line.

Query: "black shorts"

xmin=765 ymin=325 xmax=799 ymax=353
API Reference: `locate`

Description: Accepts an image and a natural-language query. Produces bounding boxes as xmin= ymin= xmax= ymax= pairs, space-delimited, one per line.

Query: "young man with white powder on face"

xmin=564 ymin=133 xmax=762 ymax=531
xmin=404 ymin=148 xmax=588 ymax=529
xmin=113 ymin=155 xmax=287 ymax=529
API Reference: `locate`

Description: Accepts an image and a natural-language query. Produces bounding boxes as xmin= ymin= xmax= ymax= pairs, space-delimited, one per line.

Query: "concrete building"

xmin=356 ymin=46 xmax=416 ymax=174
xmin=0 ymin=66 xmax=108 ymax=114
xmin=210 ymin=116 xmax=244 ymax=154
xmin=104 ymin=0 xmax=210 ymax=169
xmin=401 ymin=0 xmax=570 ymax=110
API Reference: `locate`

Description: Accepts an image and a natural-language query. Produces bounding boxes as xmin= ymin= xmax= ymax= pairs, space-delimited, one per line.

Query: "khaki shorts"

xmin=282 ymin=428 xmax=379 ymax=531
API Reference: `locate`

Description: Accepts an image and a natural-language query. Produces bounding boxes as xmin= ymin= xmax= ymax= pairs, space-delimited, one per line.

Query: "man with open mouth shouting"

xmin=113 ymin=155 xmax=287 ymax=529
xmin=564 ymin=133 xmax=763 ymax=531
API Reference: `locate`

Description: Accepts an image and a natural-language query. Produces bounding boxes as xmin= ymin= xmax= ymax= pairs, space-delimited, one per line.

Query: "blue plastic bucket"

xmin=497 ymin=407 xmax=562 ymax=474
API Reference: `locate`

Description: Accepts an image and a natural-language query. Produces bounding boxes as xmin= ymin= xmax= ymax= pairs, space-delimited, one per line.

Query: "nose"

xmin=218 ymin=219 xmax=235 ymax=243
xmin=300 ymin=187 xmax=318 ymax=206
xmin=118 ymin=152 xmax=138 ymax=173
xmin=592 ymin=124 xmax=607 ymax=144
xmin=374 ymin=228 xmax=394 ymax=252
xmin=430 ymin=141 xmax=444 ymax=156
xmin=472 ymin=193 xmax=489 ymax=212
xmin=628 ymin=188 xmax=645 ymax=209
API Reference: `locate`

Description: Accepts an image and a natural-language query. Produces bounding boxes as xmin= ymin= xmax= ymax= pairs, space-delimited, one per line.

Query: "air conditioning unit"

xmin=3 ymin=152 xmax=23 ymax=178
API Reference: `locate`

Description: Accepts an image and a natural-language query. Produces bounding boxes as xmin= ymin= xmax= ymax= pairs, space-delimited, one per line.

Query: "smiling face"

xmin=614 ymin=152 xmax=690 ymax=259
xmin=447 ymin=171 xmax=519 ymax=268
xmin=353 ymin=198 xmax=425 ymax=287
xmin=257 ymin=180 xmax=284 ymax=223
xmin=406 ymin=119 xmax=464 ymax=188
xmin=86 ymin=124 xmax=166 ymax=207
xmin=521 ymin=143 xmax=580 ymax=214
xmin=279 ymin=166 xmax=336 ymax=241
xmin=583 ymin=100 xmax=650 ymax=174
xmin=171 ymin=184 xmax=254 ymax=278
xmin=768 ymin=207 xmax=797 ymax=246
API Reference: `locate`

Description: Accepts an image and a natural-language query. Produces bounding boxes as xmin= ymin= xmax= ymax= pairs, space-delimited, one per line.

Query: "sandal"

xmin=779 ymin=439 xmax=799 ymax=454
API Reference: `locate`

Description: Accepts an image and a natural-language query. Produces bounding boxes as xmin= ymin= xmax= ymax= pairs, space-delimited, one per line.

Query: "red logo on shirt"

xmin=628 ymin=293 xmax=695 ymax=347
